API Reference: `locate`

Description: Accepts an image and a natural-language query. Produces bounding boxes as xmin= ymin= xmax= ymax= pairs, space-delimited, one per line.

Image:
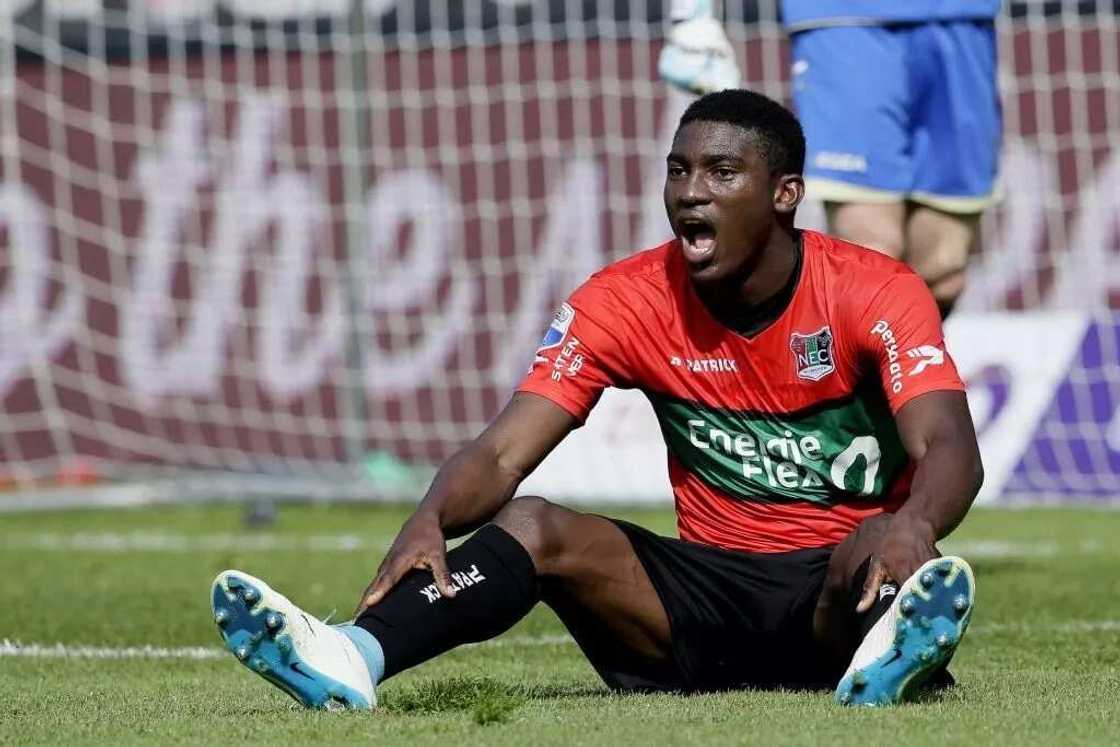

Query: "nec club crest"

xmin=790 ymin=325 xmax=835 ymax=381
xmin=534 ymin=302 xmax=575 ymax=365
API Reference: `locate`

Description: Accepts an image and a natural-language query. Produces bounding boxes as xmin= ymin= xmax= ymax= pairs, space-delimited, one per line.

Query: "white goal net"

xmin=1 ymin=1 xmax=1118 ymax=507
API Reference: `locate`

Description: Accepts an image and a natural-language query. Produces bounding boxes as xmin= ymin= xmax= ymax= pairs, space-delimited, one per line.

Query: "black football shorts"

xmin=583 ymin=519 xmax=844 ymax=693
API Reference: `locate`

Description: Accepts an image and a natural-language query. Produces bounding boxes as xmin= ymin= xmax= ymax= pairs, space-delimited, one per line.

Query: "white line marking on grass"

xmin=970 ymin=620 xmax=1120 ymax=635
xmin=0 ymin=640 xmax=225 ymax=660
xmin=5 ymin=622 xmax=1117 ymax=663
xmin=0 ymin=532 xmax=389 ymax=553
xmin=0 ymin=635 xmax=577 ymax=662
xmin=940 ymin=539 xmax=1112 ymax=558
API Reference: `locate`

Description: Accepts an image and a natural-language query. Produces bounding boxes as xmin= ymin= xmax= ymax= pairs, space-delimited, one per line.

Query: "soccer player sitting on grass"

xmin=211 ymin=90 xmax=983 ymax=709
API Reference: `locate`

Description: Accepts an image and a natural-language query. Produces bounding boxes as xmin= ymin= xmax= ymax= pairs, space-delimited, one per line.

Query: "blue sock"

xmin=338 ymin=625 xmax=385 ymax=685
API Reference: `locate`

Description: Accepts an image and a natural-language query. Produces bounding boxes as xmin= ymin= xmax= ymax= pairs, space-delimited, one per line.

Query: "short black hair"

xmin=678 ymin=89 xmax=805 ymax=175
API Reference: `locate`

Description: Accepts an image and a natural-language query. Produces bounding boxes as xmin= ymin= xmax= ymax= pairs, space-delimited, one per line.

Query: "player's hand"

xmin=356 ymin=513 xmax=456 ymax=616
xmin=856 ymin=515 xmax=937 ymax=613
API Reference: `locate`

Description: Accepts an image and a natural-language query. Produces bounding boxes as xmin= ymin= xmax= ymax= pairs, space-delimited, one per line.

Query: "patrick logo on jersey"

xmin=790 ymin=326 xmax=835 ymax=382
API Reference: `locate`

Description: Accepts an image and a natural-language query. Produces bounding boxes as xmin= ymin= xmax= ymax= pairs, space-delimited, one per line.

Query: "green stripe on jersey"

xmin=649 ymin=386 xmax=908 ymax=506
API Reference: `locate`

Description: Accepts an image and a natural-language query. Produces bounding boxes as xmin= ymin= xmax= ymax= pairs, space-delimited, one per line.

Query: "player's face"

xmin=664 ymin=120 xmax=798 ymax=285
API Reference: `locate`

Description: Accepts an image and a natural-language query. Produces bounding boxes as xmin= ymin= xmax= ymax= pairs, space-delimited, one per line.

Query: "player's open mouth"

xmin=678 ymin=218 xmax=717 ymax=265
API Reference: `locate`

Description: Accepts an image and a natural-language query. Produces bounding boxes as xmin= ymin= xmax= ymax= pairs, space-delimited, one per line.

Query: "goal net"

xmin=1 ymin=1 xmax=1118 ymax=508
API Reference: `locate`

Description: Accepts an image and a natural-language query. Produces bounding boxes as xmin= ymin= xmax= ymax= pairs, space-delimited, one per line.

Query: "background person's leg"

xmin=825 ymin=201 xmax=906 ymax=259
xmin=904 ymin=205 xmax=980 ymax=317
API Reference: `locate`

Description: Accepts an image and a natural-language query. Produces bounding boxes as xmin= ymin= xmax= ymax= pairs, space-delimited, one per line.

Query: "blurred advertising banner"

xmin=2 ymin=2 xmax=1119 ymax=499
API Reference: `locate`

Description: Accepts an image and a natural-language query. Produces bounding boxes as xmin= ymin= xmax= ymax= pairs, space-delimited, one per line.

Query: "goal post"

xmin=1 ymin=1 xmax=1118 ymax=508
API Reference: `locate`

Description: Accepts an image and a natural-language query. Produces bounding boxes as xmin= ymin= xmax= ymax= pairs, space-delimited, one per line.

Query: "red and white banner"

xmin=1 ymin=23 xmax=1118 ymax=483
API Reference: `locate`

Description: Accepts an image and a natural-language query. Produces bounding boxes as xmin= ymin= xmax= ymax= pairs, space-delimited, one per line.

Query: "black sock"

xmin=355 ymin=524 xmax=539 ymax=680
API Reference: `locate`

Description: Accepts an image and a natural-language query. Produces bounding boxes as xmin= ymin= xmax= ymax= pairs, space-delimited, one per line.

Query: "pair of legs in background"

xmin=212 ymin=496 xmax=975 ymax=708
xmin=792 ymin=20 xmax=1002 ymax=317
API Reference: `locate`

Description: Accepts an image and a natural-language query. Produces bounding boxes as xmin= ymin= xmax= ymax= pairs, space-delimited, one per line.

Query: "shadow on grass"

xmin=383 ymin=677 xmax=610 ymax=711
xmin=968 ymin=558 xmax=1038 ymax=577
xmin=380 ymin=676 xmax=618 ymax=723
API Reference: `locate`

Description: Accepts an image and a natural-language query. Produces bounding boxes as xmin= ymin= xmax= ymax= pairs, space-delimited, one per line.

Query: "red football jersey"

xmin=518 ymin=230 xmax=965 ymax=553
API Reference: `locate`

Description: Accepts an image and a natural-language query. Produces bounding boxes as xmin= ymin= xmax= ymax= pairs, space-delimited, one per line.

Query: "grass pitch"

xmin=1 ymin=504 xmax=1118 ymax=745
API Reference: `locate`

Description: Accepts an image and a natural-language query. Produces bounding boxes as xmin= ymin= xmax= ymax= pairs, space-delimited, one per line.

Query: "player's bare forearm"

xmin=894 ymin=390 xmax=984 ymax=541
xmin=853 ymin=389 xmax=985 ymax=594
xmin=410 ymin=440 xmax=523 ymax=538
xmin=359 ymin=393 xmax=576 ymax=610
xmin=410 ymin=392 xmax=578 ymax=538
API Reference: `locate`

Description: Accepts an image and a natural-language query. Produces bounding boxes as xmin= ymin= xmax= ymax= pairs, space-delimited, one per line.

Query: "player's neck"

xmin=696 ymin=228 xmax=802 ymax=330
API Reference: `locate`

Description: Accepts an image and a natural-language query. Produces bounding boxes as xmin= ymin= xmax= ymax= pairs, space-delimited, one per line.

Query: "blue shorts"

xmin=791 ymin=21 xmax=1001 ymax=213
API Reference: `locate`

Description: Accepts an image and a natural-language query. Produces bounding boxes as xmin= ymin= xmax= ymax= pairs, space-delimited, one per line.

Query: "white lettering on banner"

xmin=124 ymin=96 xmax=345 ymax=403
xmin=141 ymin=1 xmax=217 ymax=23
xmin=258 ymin=172 xmax=346 ymax=401
xmin=1048 ymin=154 xmax=1120 ymax=311
xmin=123 ymin=99 xmax=247 ymax=400
xmin=1105 ymin=406 xmax=1120 ymax=453
xmin=221 ymin=0 xmax=349 ymax=20
xmin=498 ymin=160 xmax=602 ymax=389
xmin=362 ymin=170 xmax=475 ymax=395
xmin=956 ymin=144 xmax=1050 ymax=312
xmin=42 ymin=0 xmax=102 ymax=18
xmin=0 ymin=184 xmax=81 ymax=396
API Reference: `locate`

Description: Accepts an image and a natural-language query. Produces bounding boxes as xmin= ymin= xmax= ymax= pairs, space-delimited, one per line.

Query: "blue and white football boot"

xmin=211 ymin=570 xmax=376 ymax=710
xmin=658 ymin=4 xmax=742 ymax=96
xmin=834 ymin=555 xmax=976 ymax=707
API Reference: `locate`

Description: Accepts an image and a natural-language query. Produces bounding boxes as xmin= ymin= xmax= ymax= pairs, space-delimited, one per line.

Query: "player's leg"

xmin=212 ymin=496 xmax=675 ymax=709
xmin=813 ymin=514 xmax=977 ymax=706
xmin=490 ymin=497 xmax=681 ymax=689
xmin=904 ymin=206 xmax=980 ymax=317
xmin=357 ymin=496 xmax=674 ymax=683
xmin=903 ymin=19 xmax=1000 ymax=316
xmin=825 ymin=201 xmax=906 ymax=259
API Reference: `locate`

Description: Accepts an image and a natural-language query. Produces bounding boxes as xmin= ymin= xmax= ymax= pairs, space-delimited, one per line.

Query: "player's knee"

xmin=930 ymin=271 xmax=965 ymax=318
xmin=491 ymin=496 xmax=574 ymax=573
xmin=905 ymin=207 xmax=976 ymax=315
xmin=826 ymin=202 xmax=905 ymax=259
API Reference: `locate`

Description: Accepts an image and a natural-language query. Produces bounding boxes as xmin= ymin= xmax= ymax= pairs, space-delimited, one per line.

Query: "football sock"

xmin=354 ymin=524 xmax=539 ymax=680
xmin=337 ymin=624 xmax=386 ymax=685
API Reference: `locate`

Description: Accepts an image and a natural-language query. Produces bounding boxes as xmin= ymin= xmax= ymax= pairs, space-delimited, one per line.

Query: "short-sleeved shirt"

xmin=517 ymin=230 xmax=964 ymax=553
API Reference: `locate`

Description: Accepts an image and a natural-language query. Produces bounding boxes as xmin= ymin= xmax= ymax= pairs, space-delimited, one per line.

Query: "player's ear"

xmin=773 ymin=173 xmax=804 ymax=215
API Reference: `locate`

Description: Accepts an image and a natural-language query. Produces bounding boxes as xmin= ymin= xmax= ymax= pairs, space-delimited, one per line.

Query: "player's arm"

xmin=895 ymin=390 xmax=983 ymax=543
xmin=357 ymin=392 xmax=576 ymax=613
xmin=855 ymin=391 xmax=983 ymax=608
xmin=851 ymin=272 xmax=982 ymax=610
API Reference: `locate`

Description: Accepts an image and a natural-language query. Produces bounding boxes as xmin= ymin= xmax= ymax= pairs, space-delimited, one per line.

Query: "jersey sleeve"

xmin=852 ymin=272 xmax=966 ymax=413
xmin=515 ymin=278 xmax=633 ymax=423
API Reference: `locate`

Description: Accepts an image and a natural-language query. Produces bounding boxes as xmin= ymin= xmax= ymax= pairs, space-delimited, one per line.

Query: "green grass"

xmin=1 ymin=504 xmax=1118 ymax=745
